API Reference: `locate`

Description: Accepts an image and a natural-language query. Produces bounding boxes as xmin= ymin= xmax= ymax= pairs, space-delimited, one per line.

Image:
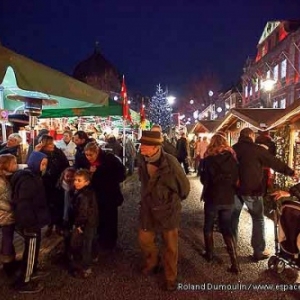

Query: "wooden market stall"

xmin=266 ymin=99 xmax=300 ymax=184
xmin=214 ymin=108 xmax=284 ymax=146
xmin=191 ymin=120 xmax=223 ymax=136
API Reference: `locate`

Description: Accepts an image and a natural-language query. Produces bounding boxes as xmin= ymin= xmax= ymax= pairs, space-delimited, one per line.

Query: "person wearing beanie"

xmin=10 ymin=151 xmax=50 ymax=294
xmin=138 ymin=130 xmax=190 ymax=291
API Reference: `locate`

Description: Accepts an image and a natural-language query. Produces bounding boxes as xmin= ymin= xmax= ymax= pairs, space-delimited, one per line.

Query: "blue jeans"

xmin=204 ymin=203 xmax=233 ymax=236
xmin=231 ymin=195 xmax=265 ymax=255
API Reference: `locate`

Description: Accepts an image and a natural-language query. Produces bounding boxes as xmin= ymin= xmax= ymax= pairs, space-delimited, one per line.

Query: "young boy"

xmin=11 ymin=151 xmax=50 ymax=294
xmin=69 ymin=169 xmax=99 ymax=278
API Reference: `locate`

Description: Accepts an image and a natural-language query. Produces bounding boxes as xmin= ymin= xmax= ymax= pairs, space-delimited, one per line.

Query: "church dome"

xmin=73 ymin=42 xmax=121 ymax=93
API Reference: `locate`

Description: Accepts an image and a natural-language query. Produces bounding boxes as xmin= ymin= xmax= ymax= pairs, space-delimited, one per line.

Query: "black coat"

xmin=90 ymin=150 xmax=126 ymax=207
xmin=10 ymin=169 xmax=50 ymax=230
xmin=0 ymin=145 xmax=22 ymax=163
xmin=41 ymin=147 xmax=70 ymax=196
xmin=70 ymin=186 xmax=99 ymax=230
xmin=233 ymin=136 xmax=294 ymax=196
xmin=176 ymin=137 xmax=188 ymax=160
xmin=255 ymin=134 xmax=277 ymax=156
xmin=200 ymin=151 xmax=239 ymax=206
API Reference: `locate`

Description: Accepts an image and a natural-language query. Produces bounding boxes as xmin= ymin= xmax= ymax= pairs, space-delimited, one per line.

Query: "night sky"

xmin=1 ymin=0 xmax=300 ymax=98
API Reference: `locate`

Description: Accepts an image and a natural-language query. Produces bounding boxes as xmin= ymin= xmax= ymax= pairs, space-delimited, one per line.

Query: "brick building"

xmin=242 ymin=20 xmax=300 ymax=108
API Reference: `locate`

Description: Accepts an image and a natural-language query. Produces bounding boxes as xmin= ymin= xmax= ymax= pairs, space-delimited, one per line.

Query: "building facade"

xmin=73 ymin=43 xmax=121 ymax=93
xmin=242 ymin=20 xmax=300 ymax=108
xmin=198 ymin=85 xmax=242 ymax=120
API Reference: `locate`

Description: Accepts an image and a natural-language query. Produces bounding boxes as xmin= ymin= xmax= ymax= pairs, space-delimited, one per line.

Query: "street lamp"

xmin=167 ymin=95 xmax=176 ymax=105
xmin=262 ymin=79 xmax=276 ymax=108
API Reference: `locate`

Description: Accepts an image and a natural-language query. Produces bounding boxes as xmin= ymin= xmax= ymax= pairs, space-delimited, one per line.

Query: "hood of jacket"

xmin=27 ymin=151 xmax=47 ymax=174
xmin=208 ymin=150 xmax=236 ymax=165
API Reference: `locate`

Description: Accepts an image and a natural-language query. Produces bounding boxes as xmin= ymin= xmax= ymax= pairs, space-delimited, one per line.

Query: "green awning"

xmin=40 ymin=99 xmax=122 ymax=118
xmin=0 ymin=45 xmax=109 ymax=106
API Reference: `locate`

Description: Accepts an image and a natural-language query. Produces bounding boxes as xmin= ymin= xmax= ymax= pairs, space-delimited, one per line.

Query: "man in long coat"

xmin=138 ymin=130 xmax=190 ymax=291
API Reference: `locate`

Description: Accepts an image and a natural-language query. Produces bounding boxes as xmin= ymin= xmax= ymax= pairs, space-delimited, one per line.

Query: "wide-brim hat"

xmin=139 ymin=130 xmax=163 ymax=146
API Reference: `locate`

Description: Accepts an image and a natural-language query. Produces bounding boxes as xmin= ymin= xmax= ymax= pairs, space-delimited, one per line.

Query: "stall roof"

xmin=215 ymin=108 xmax=285 ymax=132
xmin=266 ymin=98 xmax=300 ymax=129
xmin=0 ymin=45 xmax=109 ymax=107
xmin=192 ymin=120 xmax=223 ymax=134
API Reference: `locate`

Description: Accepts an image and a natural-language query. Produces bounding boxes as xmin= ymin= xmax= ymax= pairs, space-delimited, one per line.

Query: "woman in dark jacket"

xmin=35 ymin=135 xmax=70 ymax=236
xmin=200 ymin=132 xmax=240 ymax=274
xmin=83 ymin=142 xmax=126 ymax=252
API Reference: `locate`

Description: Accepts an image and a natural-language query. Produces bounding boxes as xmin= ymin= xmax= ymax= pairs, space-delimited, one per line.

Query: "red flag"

xmin=140 ymin=98 xmax=146 ymax=129
xmin=121 ymin=75 xmax=131 ymax=122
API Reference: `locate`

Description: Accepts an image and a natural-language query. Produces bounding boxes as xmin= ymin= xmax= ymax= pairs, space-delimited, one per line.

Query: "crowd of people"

xmin=0 ymin=130 xmax=126 ymax=293
xmin=0 ymin=125 xmax=298 ymax=294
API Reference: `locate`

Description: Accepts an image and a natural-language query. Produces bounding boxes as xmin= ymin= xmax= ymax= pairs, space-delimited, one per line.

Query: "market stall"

xmin=0 ymin=45 xmax=109 ymax=142
xmin=214 ymin=108 xmax=284 ymax=145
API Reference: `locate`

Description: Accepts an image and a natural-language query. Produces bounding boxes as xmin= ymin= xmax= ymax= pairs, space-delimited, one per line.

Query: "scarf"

xmin=62 ymin=180 xmax=72 ymax=221
xmin=145 ymin=148 xmax=161 ymax=177
xmin=62 ymin=180 xmax=71 ymax=192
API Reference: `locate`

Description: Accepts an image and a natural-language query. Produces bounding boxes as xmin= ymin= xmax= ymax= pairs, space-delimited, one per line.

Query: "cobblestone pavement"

xmin=1 ymin=174 xmax=300 ymax=300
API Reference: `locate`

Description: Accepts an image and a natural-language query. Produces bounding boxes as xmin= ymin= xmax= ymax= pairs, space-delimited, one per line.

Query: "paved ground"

xmin=1 ymin=174 xmax=300 ymax=300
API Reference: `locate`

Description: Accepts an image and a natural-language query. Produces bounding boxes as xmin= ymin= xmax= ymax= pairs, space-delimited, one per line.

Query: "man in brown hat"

xmin=138 ymin=130 xmax=190 ymax=291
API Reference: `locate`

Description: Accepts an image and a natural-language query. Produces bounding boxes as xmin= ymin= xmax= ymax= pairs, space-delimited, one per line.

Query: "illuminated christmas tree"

xmin=148 ymin=84 xmax=172 ymax=132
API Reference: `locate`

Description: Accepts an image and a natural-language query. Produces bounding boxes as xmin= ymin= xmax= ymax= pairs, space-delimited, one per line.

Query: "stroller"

xmin=268 ymin=199 xmax=300 ymax=273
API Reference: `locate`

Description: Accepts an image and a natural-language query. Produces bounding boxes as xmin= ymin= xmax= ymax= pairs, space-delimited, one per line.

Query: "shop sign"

xmin=0 ymin=109 xmax=8 ymax=121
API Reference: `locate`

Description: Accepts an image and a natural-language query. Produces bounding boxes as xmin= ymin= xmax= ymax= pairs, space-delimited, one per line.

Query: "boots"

xmin=223 ymin=235 xmax=241 ymax=274
xmin=202 ymin=232 xmax=214 ymax=262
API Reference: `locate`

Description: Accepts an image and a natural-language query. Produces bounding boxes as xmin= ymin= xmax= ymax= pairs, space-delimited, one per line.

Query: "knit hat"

xmin=140 ymin=131 xmax=163 ymax=146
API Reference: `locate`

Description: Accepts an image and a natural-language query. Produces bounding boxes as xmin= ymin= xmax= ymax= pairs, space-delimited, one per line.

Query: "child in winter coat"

xmin=0 ymin=154 xmax=18 ymax=276
xmin=55 ymin=167 xmax=76 ymax=261
xmin=69 ymin=169 xmax=99 ymax=278
xmin=11 ymin=151 xmax=50 ymax=294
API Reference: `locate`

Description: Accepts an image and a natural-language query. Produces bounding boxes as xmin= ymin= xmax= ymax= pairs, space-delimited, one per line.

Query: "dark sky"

xmin=1 ymin=0 xmax=300 ymax=98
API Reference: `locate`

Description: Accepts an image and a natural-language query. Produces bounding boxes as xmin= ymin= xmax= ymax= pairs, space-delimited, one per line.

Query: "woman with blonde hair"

xmin=199 ymin=132 xmax=241 ymax=274
xmin=0 ymin=154 xmax=18 ymax=276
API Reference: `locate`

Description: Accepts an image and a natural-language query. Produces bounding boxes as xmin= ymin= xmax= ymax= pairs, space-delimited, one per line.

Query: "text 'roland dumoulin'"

xmin=177 ymin=282 xmax=300 ymax=292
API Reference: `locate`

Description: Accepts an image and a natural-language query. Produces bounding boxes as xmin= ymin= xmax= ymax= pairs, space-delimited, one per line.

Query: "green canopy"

xmin=40 ymin=99 xmax=122 ymax=118
xmin=1 ymin=66 xmax=122 ymax=117
xmin=0 ymin=45 xmax=109 ymax=106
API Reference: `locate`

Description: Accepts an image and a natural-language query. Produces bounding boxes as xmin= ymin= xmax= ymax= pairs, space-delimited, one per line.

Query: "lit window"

xmin=280 ymin=98 xmax=286 ymax=108
xmin=273 ymin=65 xmax=278 ymax=81
xmin=273 ymin=101 xmax=278 ymax=108
xmin=267 ymin=70 xmax=271 ymax=79
xmin=281 ymin=59 xmax=287 ymax=79
xmin=249 ymin=87 xmax=253 ymax=96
